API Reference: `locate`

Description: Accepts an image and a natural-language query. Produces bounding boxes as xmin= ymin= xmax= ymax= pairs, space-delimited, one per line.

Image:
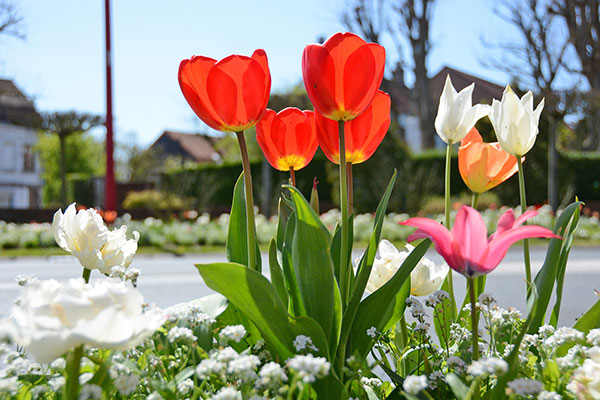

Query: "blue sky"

xmin=1 ymin=0 xmax=520 ymax=147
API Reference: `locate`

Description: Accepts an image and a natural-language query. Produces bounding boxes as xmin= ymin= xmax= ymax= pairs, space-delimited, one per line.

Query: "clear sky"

xmin=0 ymin=0 xmax=517 ymax=147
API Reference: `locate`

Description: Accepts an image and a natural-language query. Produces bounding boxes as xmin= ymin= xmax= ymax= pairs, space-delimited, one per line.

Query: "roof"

xmin=0 ymin=79 xmax=41 ymax=128
xmin=150 ymin=130 xmax=221 ymax=163
xmin=429 ymin=66 xmax=505 ymax=105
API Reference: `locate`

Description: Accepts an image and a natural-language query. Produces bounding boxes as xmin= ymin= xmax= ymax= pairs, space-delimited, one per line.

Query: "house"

xmin=394 ymin=66 xmax=505 ymax=153
xmin=0 ymin=79 xmax=43 ymax=209
xmin=149 ymin=130 xmax=222 ymax=166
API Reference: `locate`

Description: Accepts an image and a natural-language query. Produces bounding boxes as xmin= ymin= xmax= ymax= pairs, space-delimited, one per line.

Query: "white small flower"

xmin=227 ymin=355 xmax=260 ymax=376
xmin=287 ymin=354 xmax=330 ymax=383
xmin=147 ymin=392 xmax=164 ymax=400
xmin=538 ymin=390 xmax=562 ymax=400
xmin=220 ymin=325 xmax=246 ymax=343
xmin=168 ymin=327 xmax=196 ymax=343
xmin=447 ymin=356 xmax=466 ymax=374
xmin=177 ymin=378 xmax=194 ymax=395
xmin=403 ymin=375 xmax=428 ymax=395
xmin=361 ymin=376 xmax=382 ymax=388
xmin=588 ymin=329 xmax=600 ymax=346
xmin=0 ymin=376 xmax=18 ymax=395
xmin=366 ymin=327 xmax=377 ymax=339
xmin=489 ymin=85 xmax=544 ymax=156
xmin=293 ymin=335 xmax=319 ymax=352
xmin=257 ymin=362 xmax=287 ymax=387
xmin=113 ymin=374 xmax=139 ymax=395
xmin=467 ymin=357 xmax=508 ymax=377
xmin=435 ymin=75 xmax=490 ymax=144
xmin=568 ymin=358 xmax=600 ymax=398
xmin=508 ymin=378 xmax=543 ymax=396
xmin=212 ymin=386 xmax=242 ymax=400
xmin=50 ymin=357 xmax=66 ymax=370
xmin=196 ymin=359 xmax=225 ymax=379
xmin=216 ymin=347 xmax=239 ymax=363
xmin=48 ymin=376 xmax=65 ymax=392
xmin=79 ymin=384 xmax=102 ymax=400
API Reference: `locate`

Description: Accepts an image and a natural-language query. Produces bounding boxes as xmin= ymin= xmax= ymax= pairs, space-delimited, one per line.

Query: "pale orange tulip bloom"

xmin=458 ymin=128 xmax=520 ymax=193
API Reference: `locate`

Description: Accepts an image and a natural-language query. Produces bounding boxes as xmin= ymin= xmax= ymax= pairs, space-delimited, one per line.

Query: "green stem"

xmin=338 ymin=121 xmax=349 ymax=304
xmin=444 ymin=143 xmax=456 ymax=318
xmin=399 ymin=316 xmax=410 ymax=376
xmin=65 ymin=345 xmax=84 ymax=400
xmin=289 ymin=167 xmax=296 ymax=187
xmin=469 ymin=277 xmax=480 ymax=361
xmin=517 ymin=157 xmax=532 ymax=298
xmin=346 ymin=162 xmax=353 ymax=215
xmin=236 ymin=131 xmax=257 ymax=272
xmin=471 ymin=192 xmax=480 ymax=209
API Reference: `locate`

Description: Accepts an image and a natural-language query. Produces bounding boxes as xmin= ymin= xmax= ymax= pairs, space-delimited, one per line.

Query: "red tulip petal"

xmin=302 ymin=44 xmax=338 ymax=119
xmin=346 ymin=90 xmax=390 ymax=163
xmin=343 ymin=43 xmax=385 ymax=119
xmin=178 ymin=56 xmax=225 ymax=131
xmin=315 ymin=112 xmax=341 ymax=163
xmin=256 ymin=109 xmax=284 ymax=170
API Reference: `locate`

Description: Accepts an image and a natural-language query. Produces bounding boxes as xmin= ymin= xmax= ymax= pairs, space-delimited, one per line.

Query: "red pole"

xmin=104 ymin=0 xmax=116 ymax=210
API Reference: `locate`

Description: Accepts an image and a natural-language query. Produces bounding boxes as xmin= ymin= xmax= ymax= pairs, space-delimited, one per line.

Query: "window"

xmin=23 ymin=144 xmax=35 ymax=172
xmin=1 ymin=142 xmax=16 ymax=171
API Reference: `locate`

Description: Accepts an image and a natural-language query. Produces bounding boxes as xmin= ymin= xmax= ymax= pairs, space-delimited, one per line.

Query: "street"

xmin=0 ymin=246 xmax=599 ymax=327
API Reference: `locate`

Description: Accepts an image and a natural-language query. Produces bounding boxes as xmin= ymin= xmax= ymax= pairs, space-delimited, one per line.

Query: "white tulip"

xmin=489 ymin=85 xmax=544 ymax=156
xmin=53 ymin=204 xmax=139 ymax=274
xmin=434 ymin=75 xmax=490 ymax=144
xmin=9 ymin=278 xmax=165 ymax=363
xmin=366 ymin=240 xmax=448 ymax=296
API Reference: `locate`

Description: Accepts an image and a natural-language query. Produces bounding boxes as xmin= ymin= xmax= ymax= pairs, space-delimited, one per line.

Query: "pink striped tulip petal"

xmin=401 ymin=206 xmax=561 ymax=278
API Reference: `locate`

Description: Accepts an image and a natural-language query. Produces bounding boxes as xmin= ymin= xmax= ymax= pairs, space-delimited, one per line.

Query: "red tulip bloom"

xmin=315 ymin=90 xmax=390 ymax=164
xmin=256 ymin=108 xmax=318 ymax=171
xmin=302 ymin=32 xmax=385 ymax=121
xmin=178 ymin=50 xmax=271 ymax=132
xmin=400 ymin=206 xmax=560 ymax=277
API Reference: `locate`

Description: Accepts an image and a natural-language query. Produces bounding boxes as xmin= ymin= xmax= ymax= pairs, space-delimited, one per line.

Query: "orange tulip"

xmin=178 ymin=50 xmax=271 ymax=132
xmin=256 ymin=108 xmax=318 ymax=172
xmin=302 ymin=32 xmax=385 ymax=121
xmin=315 ymin=90 xmax=390 ymax=164
xmin=458 ymin=128 xmax=520 ymax=193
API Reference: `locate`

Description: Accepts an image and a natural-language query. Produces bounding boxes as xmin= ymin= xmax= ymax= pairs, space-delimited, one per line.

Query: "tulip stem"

xmin=346 ymin=162 xmax=353 ymax=215
xmin=65 ymin=345 xmax=83 ymax=400
xmin=517 ymin=157 xmax=532 ymax=298
xmin=468 ymin=277 xmax=479 ymax=361
xmin=471 ymin=192 xmax=480 ymax=209
xmin=338 ymin=121 xmax=350 ymax=305
xmin=444 ymin=143 xmax=457 ymax=319
xmin=236 ymin=131 xmax=257 ymax=272
xmin=82 ymin=268 xmax=91 ymax=284
xmin=289 ymin=167 xmax=296 ymax=187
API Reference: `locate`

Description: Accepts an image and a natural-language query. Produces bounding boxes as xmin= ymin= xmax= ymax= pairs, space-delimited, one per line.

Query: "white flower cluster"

xmin=286 ymin=354 xmax=330 ymax=383
xmin=256 ymin=362 xmax=288 ymax=388
xmin=220 ymin=325 xmax=247 ymax=344
xmin=403 ymin=375 xmax=428 ymax=395
xmin=568 ymin=345 xmax=600 ymax=398
xmin=293 ymin=335 xmax=319 ymax=353
xmin=467 ymin=357 xmax=508 ymax=378
xmin=167 ymin=326 xmax=196 ymax=343
xmin=507 ymin=378 xmax=543 ymax=396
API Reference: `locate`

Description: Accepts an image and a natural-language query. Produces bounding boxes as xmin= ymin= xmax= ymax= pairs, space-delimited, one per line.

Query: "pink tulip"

xmin=400 ymin=206 xmax=561 ymax=277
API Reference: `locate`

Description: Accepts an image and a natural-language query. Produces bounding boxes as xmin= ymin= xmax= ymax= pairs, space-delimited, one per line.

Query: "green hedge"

xmin=160 ymin=145 xmax=600 ymax=215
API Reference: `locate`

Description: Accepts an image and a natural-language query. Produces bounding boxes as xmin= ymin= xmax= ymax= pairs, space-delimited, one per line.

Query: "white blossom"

xmin=403 ymin=375 xmax=428 ymax=395
xmin=177 ymin=378 xmax=194 ymax=395
xmin=467 ymin=357 xmax=508 ymax=377
xmin=212 ymin=386 xmax=242 ymax=400
xmin=113 ymin=374 xmax=139 ymax=395
xmin=257 ymin=362 xmax=287 ymax=387
xmin=219 ymin=325 xmax=246 ymax=343
xmin=167 ymin=327 xmax=196 ymax=343
xmin=287 ymin=354 xmax=330 ymax=383
xmin=293 ymin=335 xmax=319 ymax=352
xmin=79 ymin=384 xmax=102 ymax=400
xmin=508 ymin=378 xmax=544 ymax=396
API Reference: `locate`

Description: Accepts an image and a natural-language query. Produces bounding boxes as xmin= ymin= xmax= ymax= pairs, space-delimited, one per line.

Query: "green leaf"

xmin=287 ymin=185 xmax=336 ymax=341
xmin=339 ymin=171 xmax=396 ymax=360
xmin=268 ymin=238 xmax=288 ymax=309
xmin=574 ymin=298 xmax=600 ymax=333
xmin=350 ymin=240 xmax=431 ymax=359
xmin=310 ymin=178 xmax=320 ymax=215
xmin=445 ymin=373 xmax=468 ymax=400
xmin=276 ymin=197 xmax=291 ymax=252
xmin=226 ymin=172 xmax=261 ymax=271
xmin=550 ymin=201 xmax=581 ymax=326
xmin=331 ymin=222 xmax=342 ymax=281
xmin=527 ymin=201 xmax=583 ymax=333
xmin=281 ymin=211 xmax=305 ymax=316
xmin=196 ymin=262 xmax=329 ymax=360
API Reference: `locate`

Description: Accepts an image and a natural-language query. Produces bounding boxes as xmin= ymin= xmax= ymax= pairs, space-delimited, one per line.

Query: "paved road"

xmin=0 ymin=246 xmax=599 ymax=326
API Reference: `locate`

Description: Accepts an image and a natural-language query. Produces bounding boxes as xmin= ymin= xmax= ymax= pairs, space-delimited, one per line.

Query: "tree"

xmin=551 ymin=0 xmax=600 ymax=150
xmin=0 ymin=0 xmax=22 ymax=39
xmin=41 ymin=112 xmax=103 ymax=206
xmin=483 ymin=0 xmax=576 ymax=209
xmin=340 ymin=0 xmax=437 ymax=148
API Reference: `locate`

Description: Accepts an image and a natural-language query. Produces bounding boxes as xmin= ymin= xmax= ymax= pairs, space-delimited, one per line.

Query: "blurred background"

xmin=0 ymin=0 xmax=598 ymax=223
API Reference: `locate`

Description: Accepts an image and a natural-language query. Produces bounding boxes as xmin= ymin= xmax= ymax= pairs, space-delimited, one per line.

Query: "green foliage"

xmin=121 ymin=190 xmax=192 ymax=215
xmin=36 ymin=132 xmax=105 ymax=207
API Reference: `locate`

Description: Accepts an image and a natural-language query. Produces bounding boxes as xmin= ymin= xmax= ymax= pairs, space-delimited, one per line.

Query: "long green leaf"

xmin=268 ymin=238 xmax=288 ymax=309
xmin=226 ymin=173 xmax=261 ymax=271
xmin=196 ymin=262 xmax=329 ymax=361
xmin=350 ymin=240 xmax=431 ymax=359
xmin=286 ymin=185 xmax=336 ymax=341
xmin=550 ymin=202 xmax=581 ymax=326
xmin=527 ymin=201 xmax=583 ymax=333
xmin=574 ymin=297 xmax=600 ymax=333
xmin=281 ymin=211 xmax=305 ymax=316
xmin=339 ymin=171 xmax=397 ymax=361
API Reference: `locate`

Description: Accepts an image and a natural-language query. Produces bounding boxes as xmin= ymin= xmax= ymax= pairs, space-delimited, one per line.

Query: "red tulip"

xmin=256 ymin=108 xmax=318 ymax=172
xmin=178 ymin=50 xmax=271 ymax=132
xmin=400 ymin=206 xmax=560 ymax=277
xmin=315 ymin=90 xmax=390 ymax=164
xmin=302 ymin=32 xmax=385 ymax=121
